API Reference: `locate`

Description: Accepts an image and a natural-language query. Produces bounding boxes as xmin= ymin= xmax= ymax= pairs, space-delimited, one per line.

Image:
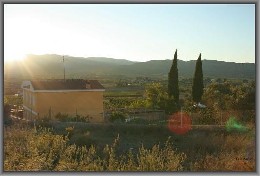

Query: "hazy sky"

xmin=4 ymin=4 xmax=255 ymax=63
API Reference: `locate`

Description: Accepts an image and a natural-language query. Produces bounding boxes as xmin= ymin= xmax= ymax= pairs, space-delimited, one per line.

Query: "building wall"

xmin=23 ymin=89 xmax=38 ymax=121
xmin=23 ymin=90 xmax=104 ymax=122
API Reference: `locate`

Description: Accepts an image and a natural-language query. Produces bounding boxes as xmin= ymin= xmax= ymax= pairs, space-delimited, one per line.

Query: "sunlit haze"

xmin=4 ymin=4 xmax=255 ymax=63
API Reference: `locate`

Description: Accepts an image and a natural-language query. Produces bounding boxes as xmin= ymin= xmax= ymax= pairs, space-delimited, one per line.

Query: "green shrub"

xmin=55 ymin=113 xmax=69 ymax=122
xmin=108 ymin=111 xmax=126 ymax=123
xmin=70 ymin=133 xmax=97 ymax=148
xmin=37 ymin=116 xmax=52 ymax=128
xmin=55 ymin=113 xmax=91 ymax=123
xmin=191 ymin=108 xmax=216 ymax=125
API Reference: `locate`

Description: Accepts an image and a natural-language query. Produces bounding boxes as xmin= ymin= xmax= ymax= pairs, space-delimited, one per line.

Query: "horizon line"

xmin=4 ymin=53 xmax=255 ymax=64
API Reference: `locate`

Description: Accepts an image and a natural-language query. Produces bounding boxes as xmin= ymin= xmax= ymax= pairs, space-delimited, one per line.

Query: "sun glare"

xmin=4 ymin=50 xmax=27 ymax=63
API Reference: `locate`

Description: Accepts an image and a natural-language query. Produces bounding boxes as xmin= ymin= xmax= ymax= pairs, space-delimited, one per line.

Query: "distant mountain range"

xmin=4 ymin=54 xmax=255 ymax=79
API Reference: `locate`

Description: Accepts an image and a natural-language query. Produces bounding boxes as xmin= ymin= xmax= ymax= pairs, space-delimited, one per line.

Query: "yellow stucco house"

xmin=21 ymin=79 xmax=105 ymax=123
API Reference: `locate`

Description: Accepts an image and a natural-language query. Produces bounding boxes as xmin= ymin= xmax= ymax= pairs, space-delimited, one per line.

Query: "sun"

xmin=4 ymin=14 xmax=34 ymax=63
xmin=4 ymin=51 xmax=27 ymax=63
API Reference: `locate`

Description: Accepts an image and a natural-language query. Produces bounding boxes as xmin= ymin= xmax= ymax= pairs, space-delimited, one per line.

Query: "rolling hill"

xmin=4 ymin=54 xmax=255 ymax=79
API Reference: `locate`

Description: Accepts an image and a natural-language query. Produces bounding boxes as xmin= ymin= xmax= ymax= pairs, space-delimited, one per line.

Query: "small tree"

xmin=4 ymin=103 xmax=13 ymax=126
xmin=168 ymin=49 xmax=179 ymax=105
xmin=192 ymin=53 xmax=204 ymax=103
xmin=145 ymin=83 xmax=166 ymax=109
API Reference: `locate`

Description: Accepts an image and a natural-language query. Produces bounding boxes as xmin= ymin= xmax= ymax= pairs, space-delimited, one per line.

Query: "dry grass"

xmin=4 ymin=121 xmax=256 ymax=172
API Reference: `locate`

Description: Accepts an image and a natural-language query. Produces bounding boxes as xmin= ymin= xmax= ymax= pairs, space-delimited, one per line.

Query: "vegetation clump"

xmin=55 ymin=112 xmax=91 ymax=123
xmin=108 ymin=111 xmax=127 ymax=123
xmin=4 ymin=125 xmax=186 ymax=171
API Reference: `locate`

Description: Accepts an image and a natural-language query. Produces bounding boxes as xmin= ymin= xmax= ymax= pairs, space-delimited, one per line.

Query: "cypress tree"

xmin=192 ymin=53 xmax=204 ymax=103
xmin=168 ymin=49 xmax=179 ymax=104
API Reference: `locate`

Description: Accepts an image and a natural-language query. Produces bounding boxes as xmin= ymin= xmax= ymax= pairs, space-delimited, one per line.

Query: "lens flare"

xmin=168 ymin=112 xmax=191 ymax=135
xmin=225 ymin=117 xmax=248 ymax=132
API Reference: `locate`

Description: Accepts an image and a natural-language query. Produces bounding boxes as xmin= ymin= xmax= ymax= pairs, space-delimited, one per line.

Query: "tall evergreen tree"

xmin=192 ymin=53 xmax=204 ymax=103
xmin=168 ymin=49 xmax=179 ymax=104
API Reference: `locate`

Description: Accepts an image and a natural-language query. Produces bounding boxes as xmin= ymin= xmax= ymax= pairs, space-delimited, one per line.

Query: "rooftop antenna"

xmin=63 ymin=55 xmax=65 ymax=82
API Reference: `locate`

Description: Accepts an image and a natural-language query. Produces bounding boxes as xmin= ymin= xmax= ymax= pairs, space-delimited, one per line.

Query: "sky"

xmin=4 ymin=4 xmax=255 ymax=63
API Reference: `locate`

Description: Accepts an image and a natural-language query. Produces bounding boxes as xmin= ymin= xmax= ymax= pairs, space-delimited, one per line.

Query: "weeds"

xmin=4 ymin=125 xmax=185 ymax=171
xmin=4 ymin=122 xmax=255 ymax=172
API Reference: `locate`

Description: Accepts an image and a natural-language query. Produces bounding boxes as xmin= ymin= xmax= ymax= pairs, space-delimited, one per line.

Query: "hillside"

xmin=4 ymin=54 xmax=255 ymax=79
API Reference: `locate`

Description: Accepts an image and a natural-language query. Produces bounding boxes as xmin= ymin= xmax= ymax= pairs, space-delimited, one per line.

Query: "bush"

xmin=4 ymin=116 xmax=13 ymax=126
xmin=69 ymin=133 xmax=97 ymax=147
xmin=4 ymin=126 xmax=69 ymax=171
xmin=108 ymin=111 xmax=127 ymax=123
xmin=55 ymin=113 xmax=69 ymax=122
xmin=4 ymin=104 xmax=13 ymax=126
xmin=191 ymin=108 xmax=216 ymax=125
xmin=192 ymin=150 xmax=255 ymax=171
xmin=37 ymin=116 xmax=52 ymax=128
xmin=55 ymin=113 xmax=91 ymax=123
xmin=4 ymin=126 xmax=186 ymax=171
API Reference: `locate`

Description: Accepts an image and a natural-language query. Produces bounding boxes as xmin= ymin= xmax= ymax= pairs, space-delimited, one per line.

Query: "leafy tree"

xmin=231 ymin=81 xmax=255 ymax=111
xmin=168 ymin=49 xmax=179 ymax=104
xmin=192 ymin=53 xmax=204 ymax=103
xmin=145 ymin=83 xmax=178 ymax=114
xmin=203 ymin=82 xmax=233 ymax=110
xmin=145 ymin=83 xmax=167 ymax=109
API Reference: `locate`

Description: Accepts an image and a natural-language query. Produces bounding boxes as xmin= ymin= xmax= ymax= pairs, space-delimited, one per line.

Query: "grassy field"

xmin=4 ymin=120 xmax=255 ymax=171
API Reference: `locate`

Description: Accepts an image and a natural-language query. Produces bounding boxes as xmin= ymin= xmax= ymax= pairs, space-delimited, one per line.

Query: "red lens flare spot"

xmin=168 ymin=112 xmax=192 ymax=135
